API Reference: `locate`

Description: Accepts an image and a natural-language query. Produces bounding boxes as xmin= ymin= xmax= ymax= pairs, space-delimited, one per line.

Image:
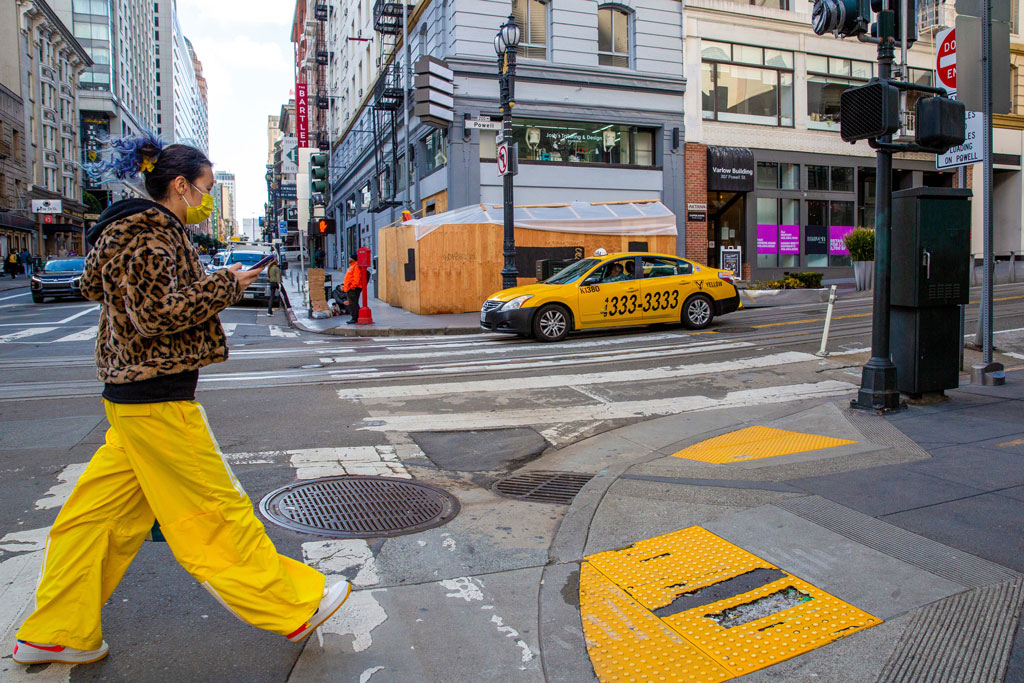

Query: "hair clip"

xmin=140 ymin=156 xmax=156 ymax=173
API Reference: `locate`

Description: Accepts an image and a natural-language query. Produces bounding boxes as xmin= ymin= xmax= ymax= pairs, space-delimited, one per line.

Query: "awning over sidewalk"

xmin=0 ymin=212 xmax=37 ymax=233
xmin=707 ymin=146 xmax=755 ymax=192
xmin=42 ymin=224 xmax=84 ymax=235
xmin=406 ymin=200 xmax=677 ymax=241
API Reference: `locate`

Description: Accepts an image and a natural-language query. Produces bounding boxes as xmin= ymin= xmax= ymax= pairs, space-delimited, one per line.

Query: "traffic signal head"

xmin=840 ymin=80 xmax=901 ymax=142
xmin=811 ymin=0 xmax=870 ymax=37
xmin=316 ymin=218 xmax=336 ymax=235
xmin=310 ymin=153 xmax=329 ymax=194
xmin=869 ymin=0 xmax=916 ymax=45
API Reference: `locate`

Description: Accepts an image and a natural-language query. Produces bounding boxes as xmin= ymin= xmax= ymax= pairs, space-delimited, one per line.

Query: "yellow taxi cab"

xmin=480 ymin=252 xmax=740 ymax=342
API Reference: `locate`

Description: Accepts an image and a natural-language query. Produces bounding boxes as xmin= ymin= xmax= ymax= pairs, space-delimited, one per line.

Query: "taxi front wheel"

xmin=682 ymin=294 xmax=714 ymax=329
xmin=532 ymin=304 xmax=570 ymax=342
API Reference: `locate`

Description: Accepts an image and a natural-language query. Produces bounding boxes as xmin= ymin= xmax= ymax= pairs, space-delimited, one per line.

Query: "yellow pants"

xmin=17 ymin=400 xmax=325 ymax=650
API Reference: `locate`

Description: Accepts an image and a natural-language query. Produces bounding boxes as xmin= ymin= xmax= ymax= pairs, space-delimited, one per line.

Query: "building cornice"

xmin=995 ymin=114 xmax=1024 ymax=130
xmin=18 ymin=0 xmax=93 ymax=67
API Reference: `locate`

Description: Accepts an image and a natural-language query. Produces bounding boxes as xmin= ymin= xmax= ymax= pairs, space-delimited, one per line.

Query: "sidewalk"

xmin=0 ymin=277 xmax=28 ymax=294
xmin=280 ymin=265 xmax=481 ymax=336
xmin=293 ymin=370 xmax=1024 ymax=682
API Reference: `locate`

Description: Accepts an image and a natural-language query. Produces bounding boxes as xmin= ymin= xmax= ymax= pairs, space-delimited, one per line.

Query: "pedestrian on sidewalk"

xmin=12 ymin=133 xmax=349 ymax=668
xmin=5 ymin=251 xmax=19 ymax=278
xmin=20 ymin=248 xmax=33 ymax=276
xmin=267 ymin=258 xmax=282 ymax=315
xmin=315 ymin=247 xmax=325 ymax=269
xmin=343 ymin=254 xmax=365 ymax=324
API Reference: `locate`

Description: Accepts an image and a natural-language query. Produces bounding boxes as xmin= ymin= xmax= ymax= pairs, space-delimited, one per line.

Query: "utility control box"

xmin=889 ymin=187 xmax=972 ymax=396
xmin=891 ymin=187 xmax=972 ymax=308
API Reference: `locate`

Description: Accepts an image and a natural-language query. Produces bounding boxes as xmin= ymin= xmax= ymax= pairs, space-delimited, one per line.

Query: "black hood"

xmin=86 ymin=198 xmax=180 ymax=247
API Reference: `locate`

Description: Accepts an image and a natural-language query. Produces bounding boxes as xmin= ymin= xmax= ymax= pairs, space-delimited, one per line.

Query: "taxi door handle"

xmin=626 ymin=287 xmax=639 ymax=293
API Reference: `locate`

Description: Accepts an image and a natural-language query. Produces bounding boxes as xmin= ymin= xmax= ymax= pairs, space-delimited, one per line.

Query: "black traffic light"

xmin=316 ymin=218 xmax=336 ymax=235
xmin=310 ymin=153 xmax=328 ymax=194
xmin=870 ymin=0 xmax=916 ymax=45
xmin=840 ymin=80 xmax=901 ymax=142
xmin=811 ymin=0 xmax=870 ymax=37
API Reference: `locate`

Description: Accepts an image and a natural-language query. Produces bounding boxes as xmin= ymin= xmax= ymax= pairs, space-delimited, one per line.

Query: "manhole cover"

xmin=493 ymin=471 xmax=593 ymax=505
xmin=259 ymin=476 xmax=460 ymax=538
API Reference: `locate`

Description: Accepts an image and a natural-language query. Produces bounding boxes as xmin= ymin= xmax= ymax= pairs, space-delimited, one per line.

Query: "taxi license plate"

xmin=480 ymin=310 xmax=487 ymax=322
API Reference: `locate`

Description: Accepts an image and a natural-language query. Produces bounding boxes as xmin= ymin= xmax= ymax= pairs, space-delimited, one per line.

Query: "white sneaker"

xmin=286 ymin=580 xmax=352 ymax=643
xmin=12 ymin=639 xmax=109 ymax=665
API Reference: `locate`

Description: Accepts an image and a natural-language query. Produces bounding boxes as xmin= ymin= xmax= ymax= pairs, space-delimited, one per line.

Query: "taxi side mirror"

xmin=582 ymin=275 xmax=600 ymax=286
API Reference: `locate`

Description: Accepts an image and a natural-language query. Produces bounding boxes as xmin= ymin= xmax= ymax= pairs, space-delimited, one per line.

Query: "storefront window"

xmin=756 ymin=162 xmax=800 ymax=190
xmin=424 ymin=130 xmax=447 ymax=175
xmin=829 ymin=201 xmax=854 ymax=267
xmin=755 ymin=197 xmax=799 ymax=268
xmin=806 ymin=200 xmax=829 ymax=268
xmin=807 ymin=55 xmax=872 ymax=131
xmin=831 ymin=166 xmax=854 ymax=192
xmin=510 ymin=118 xmax=657 ymax=167
xmin=808 ymin=165 xmax=829 ymax=191
xmin=701 ymin=42 xmax=794 ymax=127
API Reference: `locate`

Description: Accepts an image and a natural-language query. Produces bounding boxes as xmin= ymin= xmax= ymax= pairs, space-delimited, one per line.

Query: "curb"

xmin=281 ymin=288 xmax=482 ymax=337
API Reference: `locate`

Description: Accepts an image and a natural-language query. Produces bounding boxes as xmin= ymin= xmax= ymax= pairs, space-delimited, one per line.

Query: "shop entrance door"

xmin=707 ymin=192 xmax=746 ymax=269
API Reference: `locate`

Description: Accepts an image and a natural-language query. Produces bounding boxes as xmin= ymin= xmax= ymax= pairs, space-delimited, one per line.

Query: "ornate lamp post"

xmin=495 ymin=15 xmax=521 ymax=290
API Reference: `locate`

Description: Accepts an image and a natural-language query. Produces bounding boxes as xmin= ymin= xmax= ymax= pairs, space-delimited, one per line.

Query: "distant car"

xmin=226 ymin=249 xmax=274 ymax=304
xmin=30 ymin=258 xmax=87 ymax=303
xmin=279 ymin=246 xmax=302 ymax=262
xmin=198 ymin=254 xmax=213 ymax=266
xmin=480 ymin=252 xmax=741 ymax=342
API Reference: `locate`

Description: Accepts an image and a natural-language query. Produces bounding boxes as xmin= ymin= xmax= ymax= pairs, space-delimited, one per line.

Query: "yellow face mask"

xmin=182 ymin=183 xmax=214 ymax=225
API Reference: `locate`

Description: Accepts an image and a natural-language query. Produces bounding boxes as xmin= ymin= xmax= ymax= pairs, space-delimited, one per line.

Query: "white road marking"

xmin=35 ymin=463 xmax=87 ymax=509
xmin=337 ymin=351 xmax=815 ymax=400
xmin=269 ymin=325 xmax=299 ymax=338
xmin=289 ymin=446 xmax=410 ymax=480
xmin=0 ymin=291 xmax=30 ymax=301
xmin=55 ymin=305 xmax=99 ymax=325
xmin=1006 ymin=351 xmax=1024 ymax=361
xmin=385 ymin=332 xmax=680 ymax=353
xmin=320 ymin=589 xmax=388 ymax=652
xmin=303 ymin=540 xmax=380 ymax=587
xmin=440 ymin=576 xmax=484 ymax=602
xmin=0 ymin=327 xmax=58 ymax=343
xmin=540 ymin=421 xmax=607 ymax=448
xmin=359 ymin=666 xmax=385 ymax=683
xmin=52 ymin=326 xmax=97 ymax=343
xmin=571 ymin=385 xmax=612 ymax=404
xmin=0 ymin=528 xmax=49 ymax=553
xmin=358 ymin=381 xmax=858 ymax=433
xmin=222 ymin=322 xmax=237 ymax=337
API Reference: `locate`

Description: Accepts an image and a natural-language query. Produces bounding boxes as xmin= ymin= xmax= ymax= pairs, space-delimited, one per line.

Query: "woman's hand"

xmin=228 ymin=262 xmax=264 ymax=289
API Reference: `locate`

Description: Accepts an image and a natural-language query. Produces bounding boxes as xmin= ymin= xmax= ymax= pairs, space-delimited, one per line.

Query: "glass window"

xmin=806 ymin=199 xmax=829 ymax=268
xmin=829 ymin=200 xmax=855 ymax=266
xmin=757 ymin=161 xmax=779 ymax=189
xmin=641 ymin=256 xmax=684 ymax=278
xmin=424 ymin=129 xmax=447 ymax=174
xmin=780 ymin=163 xmax=799 ymax=189
xmin=764 ymin=49 xmax=793 ymax=69
xmin=701 ymin=41 xmax=731 ymax=61
xmin=597 ymin=257 xmax=637 ymax=282
xmin=780 ymin=199 xmax=799 ymax=267
xmin=701 ymin=62 xmax=715 ymax=119
xmin=806 ymin=54 xmax=829 ymax=73
xmin=831 ymin=166 xmax=853 ymax=192
xmin=512 ymin=0 xmax=547 ymax=60
xmin=702 ymin=43 xmax=793 ymax=127
xmin=511 ymin=118 xmax=657 ymax=167
xmin=808 ymin=165 xmax=829 ymax=191
xmin=598 ymin=6 xmax=630 ymax=68
xmin=733 ymin=44 xmax=763 ymax=65
xmin=829 ymin=58 xmax=852 ymax=76
xmin=756 ymin=197 xmax=779 ymax=268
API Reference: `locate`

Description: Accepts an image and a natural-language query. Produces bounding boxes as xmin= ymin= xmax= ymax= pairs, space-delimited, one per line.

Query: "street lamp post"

xmin=495 ymin=15 xmax=521 ymax=290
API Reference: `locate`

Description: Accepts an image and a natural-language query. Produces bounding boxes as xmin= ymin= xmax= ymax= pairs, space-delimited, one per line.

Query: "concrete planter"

xmin=853 ymin=261 xmax=874 ymax=291
xmin=739 ymin=287 xmax=830 ymax=308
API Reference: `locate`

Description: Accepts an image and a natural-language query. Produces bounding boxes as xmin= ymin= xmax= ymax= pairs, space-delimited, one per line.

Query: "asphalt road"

xmin=1 ymin=285 xmax=1023 ymax=682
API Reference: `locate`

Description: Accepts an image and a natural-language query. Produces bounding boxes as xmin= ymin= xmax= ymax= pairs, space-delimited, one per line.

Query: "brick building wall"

xmin=683 ymin=142 xmax=707 ymax=264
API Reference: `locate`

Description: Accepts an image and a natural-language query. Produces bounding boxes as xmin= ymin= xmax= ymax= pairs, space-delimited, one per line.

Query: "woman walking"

xmin=13 ymin=135 xmax=349 ymax=666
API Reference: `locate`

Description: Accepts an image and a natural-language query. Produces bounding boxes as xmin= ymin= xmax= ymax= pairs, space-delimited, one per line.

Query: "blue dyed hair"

xmin=85 ymin=131 xmax=212 ymax=200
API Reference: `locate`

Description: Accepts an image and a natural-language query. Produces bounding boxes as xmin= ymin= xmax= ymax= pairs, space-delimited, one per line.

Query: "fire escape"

xmin=369 ymin=0 xmax=409 ymax=212
xmin=314 ymin=1 xmax=331 ymax=151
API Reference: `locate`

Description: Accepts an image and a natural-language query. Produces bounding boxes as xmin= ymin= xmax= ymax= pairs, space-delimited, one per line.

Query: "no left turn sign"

xmin=497 ymin=142 xmax=510 ymax=176
xmin=936 ymin=27 xmax=956 ymax=94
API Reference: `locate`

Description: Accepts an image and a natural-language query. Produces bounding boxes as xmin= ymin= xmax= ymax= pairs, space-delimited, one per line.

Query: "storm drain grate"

xmin=259 ymin=476 xmax=460 ymax=538
xmin=493 ymin=471 xmax=593 ymax=505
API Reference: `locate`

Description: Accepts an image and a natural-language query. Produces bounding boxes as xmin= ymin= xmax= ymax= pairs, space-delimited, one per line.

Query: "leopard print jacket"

xmin=81 ymin=207 xmax=241 ymax=384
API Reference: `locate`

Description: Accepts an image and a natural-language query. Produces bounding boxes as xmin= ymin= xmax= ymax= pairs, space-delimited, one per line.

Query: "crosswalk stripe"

xmin=0 ymin=327 xmax=58 ymax=343
xmin=269 ymin=325 xmax=299 ymax=338
xmin=336 ymin=351 xmax=819 ymax=400
xmin=53 ymin=326 xmax=97 ymax=343
xmin=222 ymin=323 xmax=237 ymax=337
xmin=357 ymin=381 xmax=857 ymax=433
xmin=383 ymin=332 xmax=681 ymax=353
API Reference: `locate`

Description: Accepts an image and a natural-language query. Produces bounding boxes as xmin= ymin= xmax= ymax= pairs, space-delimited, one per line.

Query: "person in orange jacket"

xmin=343 ymin=254 xmax=365 ymax=324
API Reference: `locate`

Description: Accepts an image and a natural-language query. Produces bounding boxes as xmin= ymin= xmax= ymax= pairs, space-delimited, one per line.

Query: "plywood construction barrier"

xmin=378 ymin=200 xmax=677 ymax=314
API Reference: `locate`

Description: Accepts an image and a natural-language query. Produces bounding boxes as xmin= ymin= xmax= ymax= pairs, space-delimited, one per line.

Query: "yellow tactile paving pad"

xmin=581 ymin=527 xmax=882 ymax=681
xmin=586 ymin=527 xmax=775 ymax=610
xmin=671 ymin=426 xmax=857 ymax=464
xmin=579 ymin=563 xmax=733 ymax=683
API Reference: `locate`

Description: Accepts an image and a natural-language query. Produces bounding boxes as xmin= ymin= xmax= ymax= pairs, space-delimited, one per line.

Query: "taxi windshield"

xmin=544 ymin=258 xmax=599 ymax=285
xmin=227 ymin=252 xmax=264 ymax=266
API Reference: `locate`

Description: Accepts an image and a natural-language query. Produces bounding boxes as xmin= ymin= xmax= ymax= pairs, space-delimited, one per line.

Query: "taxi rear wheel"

xmin=681 ymin=294 xmax=714 ymax=329
xmin=532 ymin=304 xmax=570 ymax=342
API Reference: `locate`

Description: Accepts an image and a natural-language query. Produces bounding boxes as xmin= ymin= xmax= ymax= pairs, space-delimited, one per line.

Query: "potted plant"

xmin=845 ymin=228 xmax=875 ymax=291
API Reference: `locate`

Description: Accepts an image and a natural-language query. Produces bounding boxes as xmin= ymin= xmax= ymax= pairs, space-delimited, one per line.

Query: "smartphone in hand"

xmin=249 ymin=254 xmax=278 ymax=271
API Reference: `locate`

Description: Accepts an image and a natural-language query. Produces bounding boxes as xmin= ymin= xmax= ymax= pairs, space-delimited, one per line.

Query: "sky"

xmin=175 ymin=0 xmax=296 ymax=235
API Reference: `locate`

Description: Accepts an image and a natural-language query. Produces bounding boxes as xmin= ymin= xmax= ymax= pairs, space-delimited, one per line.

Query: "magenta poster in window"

xmin=829 ymin=226 xmax=855 ymax=255
xmin=756 ymin=224 xmax=778 ymax=254
xmin=779 ymin=225 xmax=800 ymax=255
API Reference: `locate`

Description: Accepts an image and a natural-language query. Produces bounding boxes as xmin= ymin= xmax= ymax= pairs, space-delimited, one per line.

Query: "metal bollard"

xmin=815 ymin=285 xmax=838 ymax=358
xmin=971 ymin=253 xmax=977 ymax=286
xmin=1011 ymin=251 xmax=1017 ymax=283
